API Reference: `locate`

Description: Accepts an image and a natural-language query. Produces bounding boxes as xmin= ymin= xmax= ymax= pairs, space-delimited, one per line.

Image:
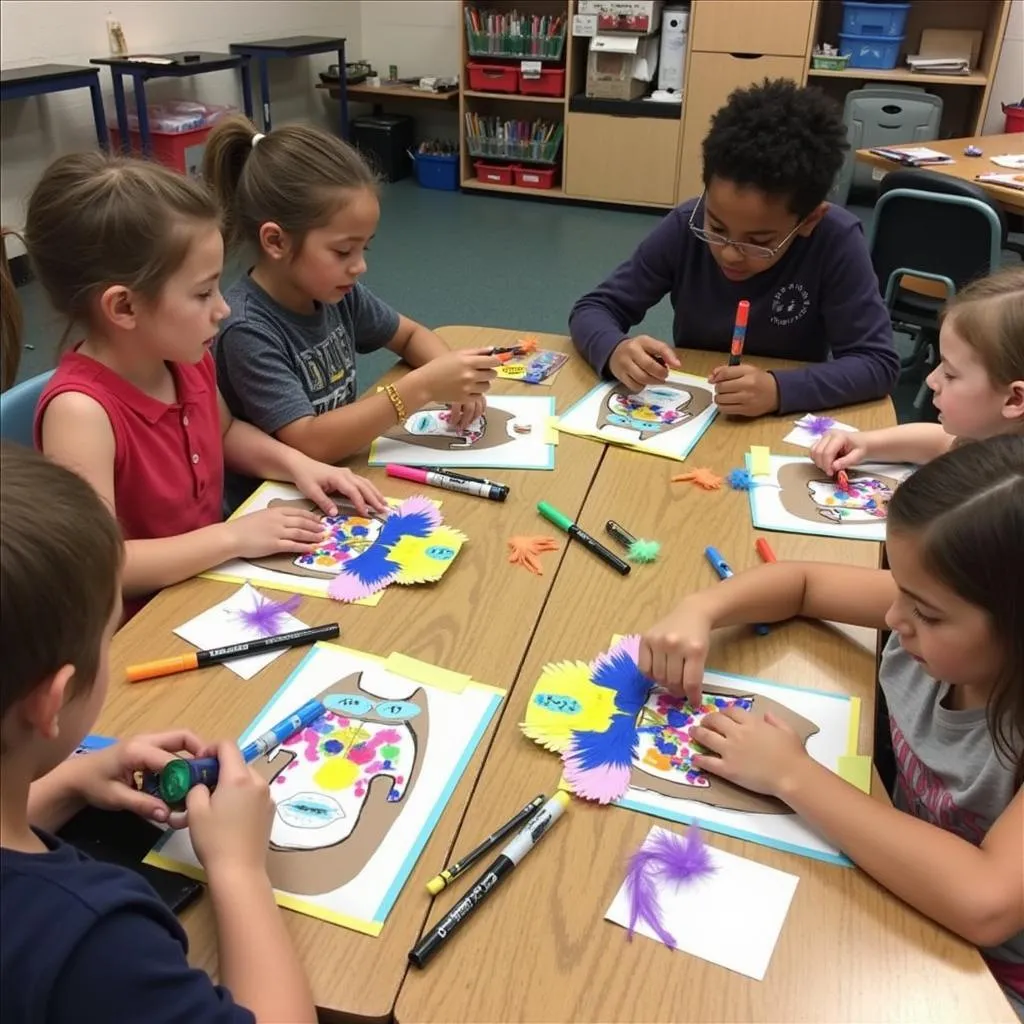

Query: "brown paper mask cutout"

xmin=597 ymin=382 xmax=713 ymax=442
xmin=383 ymin=404 xmax=516 ymax=452
xmin=627 ymin=685 xmax=819 ymax=815
xmin=777 ymin=462 xmax=898 ymax=526
xmin=251 ymin=670 xmax=429 ymax=895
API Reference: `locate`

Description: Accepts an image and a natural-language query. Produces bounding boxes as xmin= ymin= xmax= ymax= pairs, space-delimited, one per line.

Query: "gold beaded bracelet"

xmin=384 ymin=383 xmax=406 ymax=422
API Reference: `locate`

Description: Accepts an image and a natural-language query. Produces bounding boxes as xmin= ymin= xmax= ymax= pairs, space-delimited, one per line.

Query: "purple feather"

xmin=624 ymin=828 xmax=715 ymax=949
xmin=235 ymin=591 xmax=301 ymax=637
xmin=805 ymin=415 xmax=836 ymax=437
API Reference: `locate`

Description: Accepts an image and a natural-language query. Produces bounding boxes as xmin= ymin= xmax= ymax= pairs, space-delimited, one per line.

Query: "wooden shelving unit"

xmin=463 ymin=88 xmax=564 ymax=104
xmin=807 ymin=67 xmax=989 ymax=88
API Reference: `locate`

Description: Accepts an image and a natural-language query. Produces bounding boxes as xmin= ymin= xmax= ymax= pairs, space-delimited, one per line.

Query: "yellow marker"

xmin=425 ymin=794 xmax=546 ymax=895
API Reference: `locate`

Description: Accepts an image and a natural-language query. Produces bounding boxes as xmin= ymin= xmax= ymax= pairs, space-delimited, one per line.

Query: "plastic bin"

xmin=473 ymin=160 xmax=517 ymax=185
xmin=839 ymin=32 xmax=904 ymax=70
xmin=413 ymin=152 xmax=459 ymax=191
xmin=518 ymin=67 xmax=565 ymax=97
xmin=109 ymin=125 xmax=212 ymax=177
xmin=841 ymin=2 xmax=911 ymax=38
xmin=1004 ymin=103 xmax=1024 ymax=133
xmin=466 ymin=62 xmax=519 ymax=93
xmin=513 ymin=165 xmax=558 ymax=190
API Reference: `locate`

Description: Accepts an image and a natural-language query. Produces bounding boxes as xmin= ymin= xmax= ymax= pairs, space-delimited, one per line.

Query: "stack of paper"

xmin=976 ymin=173 xmax=1024 ymax=193
xmin=906 ymin=55 xmax=971 ymax=75
xmin=869 ymin=146 xmax=954 ymax=167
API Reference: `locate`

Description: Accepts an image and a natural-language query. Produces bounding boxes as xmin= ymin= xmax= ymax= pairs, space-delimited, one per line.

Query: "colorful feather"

xmin=520 ymin=661 xmax=618 ymax=751
xmin=804 ymin=415 xmax=837 ymax=437
xmin=726 ymin=468 xmax=755 ymax=491
xmin=563 ymin=713 xmax=639 ymax=803
xmin=234 ymin=591 xmax=302 ymax=637
xmin=627 ymin=539 xmax=661 ymax=563
xmin=625 ymin=827 xmax=716 ymax=948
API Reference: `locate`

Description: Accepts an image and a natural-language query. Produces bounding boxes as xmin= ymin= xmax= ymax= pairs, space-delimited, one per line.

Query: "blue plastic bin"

xmin=839 ymin=32 xmax=904 ymax=70
xmin=413 ymin=152 xmax=459 ymax=191
xmin=841 ymin=2 xmax=910 ymax=39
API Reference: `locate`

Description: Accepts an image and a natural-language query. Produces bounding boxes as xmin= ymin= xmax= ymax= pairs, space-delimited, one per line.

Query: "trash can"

xmin=351 ymin=114 xmax=415 ymax=182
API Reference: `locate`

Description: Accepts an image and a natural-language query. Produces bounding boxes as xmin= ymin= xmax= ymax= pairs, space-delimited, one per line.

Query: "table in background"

xmin=856 ymin=133 xmax=1024 ymax=214
xmin=90 ymin=52 xmax=248 ymax=158
xmin=229 ymin=36 xmax=347 ymax=137
xmin=96 ymin=328 xmax=602 ymax=1022
xmin=396 ymin=349 xmax=1016 ymax=1024
xmin=0 ymin=64 xmax=109 ymax=149
xmin=316 ymin=80 xmax=459 ymax=118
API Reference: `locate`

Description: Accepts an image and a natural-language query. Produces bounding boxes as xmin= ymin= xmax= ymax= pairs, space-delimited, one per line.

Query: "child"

xmin=205 ymin=116 xmax=499 ymax=466
xmin=6 ymin=152 xmax=386 ymax=618
xmin=812 ymin=267 xmax=1024 ymax=472
xmin=640 ymin=436 xmax=1024 ymax=1015
xmin=569 ymin=78 xmax=899 ymax=417
xmin=1 ymin=228 xmax=23 ymax=391
xmin=0 ymin=443 xmax=315 ymax=1023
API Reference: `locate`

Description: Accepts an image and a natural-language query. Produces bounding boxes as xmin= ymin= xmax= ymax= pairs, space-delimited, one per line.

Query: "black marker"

xmin=537 ymin=502 xmax=631 ymax=576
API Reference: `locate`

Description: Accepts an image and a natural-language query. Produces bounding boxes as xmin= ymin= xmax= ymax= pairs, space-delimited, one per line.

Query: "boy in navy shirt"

xmin=0 ymin=444 xmax=315 ymax=1024
xmin=570 ymin=79 xmax=899 ymax=417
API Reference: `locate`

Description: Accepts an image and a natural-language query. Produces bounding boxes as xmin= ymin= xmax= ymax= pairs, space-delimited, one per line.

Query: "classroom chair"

xmin=0 ymin=370 xmax=52 ymax=447
xmin=868 ymin=176 xmax=1005 ymax=418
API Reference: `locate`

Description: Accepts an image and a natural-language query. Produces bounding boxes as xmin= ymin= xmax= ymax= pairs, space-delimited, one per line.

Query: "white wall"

xmin=983 ymin=0 xmax=1024 ymax=134
xmin=358 ymin=0 xmax=460 ymax=79
xmin=0 ymin=0 xmax=362 ymax=247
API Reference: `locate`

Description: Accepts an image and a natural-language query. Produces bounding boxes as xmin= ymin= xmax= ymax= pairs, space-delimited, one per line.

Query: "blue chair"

xmin=0 ymin=370 xmax=53 ymax=447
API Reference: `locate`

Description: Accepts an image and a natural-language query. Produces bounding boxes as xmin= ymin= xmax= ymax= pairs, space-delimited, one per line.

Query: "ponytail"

xmin=0 ymin=229 xmax=25 ymax=391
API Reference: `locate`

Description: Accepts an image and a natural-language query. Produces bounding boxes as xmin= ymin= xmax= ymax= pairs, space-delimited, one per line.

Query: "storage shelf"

xmin=462 ymin=177 xmax=565 ymax=198
xmin=463 ymin=89 xmax=565 ymax=104
xmin=808 ymin=67 xmax=988 ymax=87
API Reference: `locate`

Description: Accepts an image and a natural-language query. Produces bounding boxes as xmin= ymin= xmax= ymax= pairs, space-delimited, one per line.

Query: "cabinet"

xmin=676 ymin=52 xmax=806 ymax=202
xmin=565 ymin=113 xmax=680 ymax=205
xmin=689 ymin=0 xmax=814 ymax=58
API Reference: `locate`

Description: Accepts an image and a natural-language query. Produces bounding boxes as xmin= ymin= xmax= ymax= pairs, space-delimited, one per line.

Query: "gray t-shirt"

xmin=217 ymin=274 xmax=400 ymax=435
xmin=880 ymin=634 xmax=1023 ymax=1017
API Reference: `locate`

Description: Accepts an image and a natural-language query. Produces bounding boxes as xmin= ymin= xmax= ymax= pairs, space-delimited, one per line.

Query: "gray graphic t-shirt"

xmin=217 ymin=274 xmax=400 ymax=434
xmin=880 ymin=634 xmax=1023 ymax=1018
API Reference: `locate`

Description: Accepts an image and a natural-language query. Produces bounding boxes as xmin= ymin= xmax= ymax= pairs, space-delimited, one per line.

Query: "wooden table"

xmin=856 ymin=133 xmax=1024 ymax=213
xmin=395 ymin=350 xmax=1015 ymax=1024
xmin=316 ymin=80 xmax=459 ymax=117
xmin=97 ymin=328 xmax=601 ymax=1023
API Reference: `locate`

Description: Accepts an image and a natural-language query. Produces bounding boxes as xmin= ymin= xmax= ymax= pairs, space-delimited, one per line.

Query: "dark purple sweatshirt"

xmin=569 ymin=199 xmax=899 ymax=415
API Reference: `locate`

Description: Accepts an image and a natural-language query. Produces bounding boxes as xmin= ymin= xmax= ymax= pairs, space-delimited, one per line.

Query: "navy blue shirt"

xmin=1 ymin=830 xmax=254 ymax=1024
xmin=569 ymin=199 xmax=899 ymax=415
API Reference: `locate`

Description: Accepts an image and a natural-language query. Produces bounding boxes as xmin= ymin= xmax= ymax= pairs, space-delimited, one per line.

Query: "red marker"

xmin=728 ymin=300 xmax=750 ymax=366
xmin=755 ymin=537 xmax=777 ymax=564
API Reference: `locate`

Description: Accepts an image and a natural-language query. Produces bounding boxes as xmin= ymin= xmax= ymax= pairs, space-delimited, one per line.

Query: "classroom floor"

xmin=11 ymin=179 xmax=1020 ymax=422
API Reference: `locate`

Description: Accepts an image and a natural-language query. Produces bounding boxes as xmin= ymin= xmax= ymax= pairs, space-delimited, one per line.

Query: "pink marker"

xmin=385 ymin=465 xmax=508 ymax=503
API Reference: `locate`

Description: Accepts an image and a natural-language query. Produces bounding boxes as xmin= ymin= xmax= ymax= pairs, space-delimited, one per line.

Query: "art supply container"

xmin=413 ymin=151 xmax=460 ymax=190
xmin=513 ymin=165 xmax=558 ymax=190
xmin=840 ymin=3 xmax=911 ymax=38
xmin=473 ymin=160 xmax=518 ymax=185
xmin=1004 ymin=102 xmax=1024 ymax=133
xmin=466 ymin=62 xmax=519 ymax=93
xmin=838 ymin=32 xmax=904 ymax=70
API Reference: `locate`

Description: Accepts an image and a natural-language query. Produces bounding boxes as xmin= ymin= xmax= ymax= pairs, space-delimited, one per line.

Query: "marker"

xmin=704 ymin=546 xmax=770 ymax=636
xmin=386 ymin=464 xmax=508 ymax=502
xmin=754 ymin=537 xmax=778 ymax=564
xmin=728 ymin=299 xmax=750 ymax=366
xmin=409 ymin=792 xmax=570 ymax=967
xmin=152 ymin=698 xmax=327 ymax=806
xmin=537 ymin=502 xmax=630 ymax=576
xmin=836 ymin=469 xmax=850 ymax=494
xmin=424 ymin=467 xmax=502 ymax=489
xmin=485 ymin=342 xmax=535 ymax=357
xmin=125 ymin=624 xmax=340 ymax=683
xmin=426 ymin=794 xmax=546 ymax=895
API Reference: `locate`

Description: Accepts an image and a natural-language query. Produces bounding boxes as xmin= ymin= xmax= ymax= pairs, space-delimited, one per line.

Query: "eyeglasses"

xmin=687 ymin=191 xmax=803 ymax=260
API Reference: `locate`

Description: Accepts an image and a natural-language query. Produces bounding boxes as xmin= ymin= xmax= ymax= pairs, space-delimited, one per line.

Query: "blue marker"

xmin=704 ymin=546 xmax=771 ymax=637
xmin=240 ymin=698 xmax=326 ymax=762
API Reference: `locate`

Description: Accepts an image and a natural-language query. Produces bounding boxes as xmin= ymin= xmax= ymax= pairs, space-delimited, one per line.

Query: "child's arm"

xmin=386 ymin=313 xmax=449 ymax=365
xmin=693 ymin=714 xmax=1024 ymax=948
xmin=640 ymin=561 xmax=894 ymax=702
xmin=812 ymin=424 xmax=953 ymax=474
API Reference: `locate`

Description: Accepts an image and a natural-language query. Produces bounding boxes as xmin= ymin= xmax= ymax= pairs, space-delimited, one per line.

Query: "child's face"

xmin=884 ymin=530 xmax=1000 ymax=692
xmin=699 ymin=177 xmax=822 ymax=284
xmin=288 ymin=188 xmax=380 ymax=305
xmin=136 ymin=223 xmax=230 ymax=364
xmin=926 ymin=321 xmax=1021 ymax=439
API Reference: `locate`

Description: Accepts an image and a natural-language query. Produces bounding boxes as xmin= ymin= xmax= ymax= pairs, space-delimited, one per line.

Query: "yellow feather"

xmin=520 ymin=661 xmax=618 ymax=752
xmin=390 ymin=525 xmax=468 ymax=585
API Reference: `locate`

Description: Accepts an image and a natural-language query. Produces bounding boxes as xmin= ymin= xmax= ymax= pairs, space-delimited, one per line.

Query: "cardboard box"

xmin=577 ymin=1 xmax=662 ymax=35
xmin=585 ymin=33 xmax=660 ymax=100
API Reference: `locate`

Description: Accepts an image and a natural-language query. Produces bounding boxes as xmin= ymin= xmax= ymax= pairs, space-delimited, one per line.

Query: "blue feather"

xmin=341 ymin=544 xmax=398 ymax=586
xmin=592 ymin=647 xmax=652 ymax=716
xmin=379 ymin=508 xmax=435 ymax=546
xmin=565 ymin=712 xmax=639 ymax=773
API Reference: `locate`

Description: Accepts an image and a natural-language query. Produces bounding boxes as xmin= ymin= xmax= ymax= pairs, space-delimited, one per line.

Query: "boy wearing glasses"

xmin=569 ymin=79 xmax=899 ymax=417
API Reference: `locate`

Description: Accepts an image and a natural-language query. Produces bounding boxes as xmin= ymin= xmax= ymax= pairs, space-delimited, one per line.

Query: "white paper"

xmin=173 ymin=583 xmax=307 ymax=680
xmin=991 ymin=154 xmax=1024 ymax=169
xmin=783 ymin=414 xmax=856 ymax=449
xmin=605 ymin=826 xmax=799 ymax=980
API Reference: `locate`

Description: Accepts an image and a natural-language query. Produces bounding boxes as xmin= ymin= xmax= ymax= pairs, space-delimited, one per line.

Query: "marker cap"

xmin=159 ymin=759 xmax=196 ymax=806
xmin=537 ymin=501 xmax=572 ymax=532
xmin=126 ymin=652 xmax=198 ymax=683
xmin=426 ymin=872 xmax=450 ymax=896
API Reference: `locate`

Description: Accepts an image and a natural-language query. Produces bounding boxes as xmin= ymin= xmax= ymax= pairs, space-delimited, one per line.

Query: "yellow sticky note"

xmin=385 ymin=652 xmax=472 ymax=693
xmin=544 ymin=416 xmax=561 ymax=445
xmin=749 ymin=446 xmax=772 ymax=477
xmin=838 ymin=754 xmax=873 ymax=794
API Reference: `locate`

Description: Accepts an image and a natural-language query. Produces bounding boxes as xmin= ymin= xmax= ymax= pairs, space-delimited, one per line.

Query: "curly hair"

xmin=702 ymin=78 xmax=848 ymax=217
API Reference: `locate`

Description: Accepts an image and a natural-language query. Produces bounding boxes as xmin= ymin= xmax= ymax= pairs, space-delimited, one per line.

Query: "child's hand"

xmin=291 ymin=460 xmax=388 ymax=518
xmin=186 ymin=742 xmax=274 ymax=879
xmin=690 ymin=707 xmax=809 ymax=797
xmin=228 ymin=506 xmax=328 ymax=559
xmin=448 ymin=396 xmax=486 ymax=433
xmin=69 ymin=730 xmax=209 ymax=828
xmin=638 ymin=601 xmax=712 ymax=706
xmin=811 ymin=429 xmax=867 ymax=474
xmin=412 ymin=349 xmax=499 ymax=405
xmin=708 ymin=365 xmax=779 ymax=417
xmin=608 ymin=336 xmax=680 ymax=392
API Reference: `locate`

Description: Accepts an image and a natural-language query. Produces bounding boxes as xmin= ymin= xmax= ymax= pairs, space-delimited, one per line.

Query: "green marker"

xmin=537 ymin=501 xmax=630 ymax=576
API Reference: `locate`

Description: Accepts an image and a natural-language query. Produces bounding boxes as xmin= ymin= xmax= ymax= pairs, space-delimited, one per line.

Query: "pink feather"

xmin=327 ymin=570 xmax=399 ymax=602
xmin=591 ymin=633 xmax=641 ymax=674
xmin=624 ymin=827 xmax=715 ymax=948
xmin=563 ymin=758 xmax=632 ymax=804
xmin=235 ymin=592 xmax=301 ymax=637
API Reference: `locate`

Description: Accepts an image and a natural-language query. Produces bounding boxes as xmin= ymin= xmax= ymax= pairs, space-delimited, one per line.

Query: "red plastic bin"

xmin=518 ymin=68 xmax=565 ymax=97
xmin=474 ymin=160 xmax=518 ymax=185
xmin=109 ymin=125 xmax=211 ymax=177
xmin=466 ymin=62 xmax=519 ymax=93
xmin=513 ymin=165 xmax=558 ymax=190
